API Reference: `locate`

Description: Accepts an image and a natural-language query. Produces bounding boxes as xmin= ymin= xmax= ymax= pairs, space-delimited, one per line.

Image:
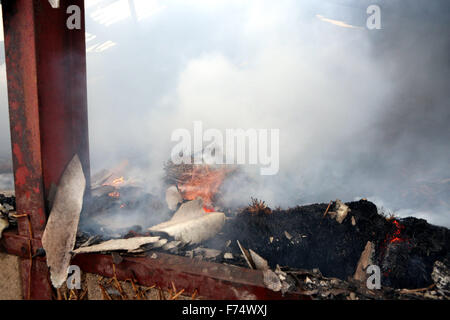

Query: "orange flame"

xmin=111 ymin=176 xmax=125 ymax=186
xmin=203 ymin=206 xmax=215 ymax=213
xmin=103 ymin=176 xmax=126 ymax=187
xmin=177 ymin=165 xmax=229 ymax=208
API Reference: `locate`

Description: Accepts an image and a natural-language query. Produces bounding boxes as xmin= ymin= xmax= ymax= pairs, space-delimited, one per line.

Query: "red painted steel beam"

xmin=1 ymin=230 xmax=309 ymax=300
xmin=0 ymin=230 xmax=52 ymax=299
xmin=0 ymin=230 xmax=44 ymax=258
xmin=2 ymin=0 xmax=90 ymax=299
xmin=72 ymin=252 xmax=310 ymax=300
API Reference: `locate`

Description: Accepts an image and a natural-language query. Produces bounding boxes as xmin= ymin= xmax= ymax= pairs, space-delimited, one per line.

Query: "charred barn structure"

xmin=0 ymin=1 xmax=449 ymax=300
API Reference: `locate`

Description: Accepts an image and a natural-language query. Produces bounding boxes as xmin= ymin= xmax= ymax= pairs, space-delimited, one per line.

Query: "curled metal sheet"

xmin=42 ymin=155 xmax=86 ymax=288
xmin=150 ymin=198 xmax=225 ymax=244
xmin=72 ymin=236 xmax=161 ymax=254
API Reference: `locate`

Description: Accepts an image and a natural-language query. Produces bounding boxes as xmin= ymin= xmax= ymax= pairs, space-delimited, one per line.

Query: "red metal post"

xmin=1 ymin=231 xmax=309 ymax=300
xmin=74 ymin=252 xmax=309 ymax=300
xmin=2 ymin=0 xmax=90 ymax=299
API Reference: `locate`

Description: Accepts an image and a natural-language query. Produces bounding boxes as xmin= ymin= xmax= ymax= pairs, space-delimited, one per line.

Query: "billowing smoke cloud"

xmin=84 ymin=0 xmax=450 ymax=227
xmin=0 ymin=1 xmax=449 ymax=226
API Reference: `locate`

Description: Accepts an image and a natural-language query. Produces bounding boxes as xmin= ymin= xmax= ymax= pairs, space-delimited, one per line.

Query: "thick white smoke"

xmin=0 ymin=1 xmax=448 ymax=226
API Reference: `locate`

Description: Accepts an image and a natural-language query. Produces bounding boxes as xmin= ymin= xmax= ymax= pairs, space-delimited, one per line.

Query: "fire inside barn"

xmin=0 ymin=0 xmax=448 ymax=304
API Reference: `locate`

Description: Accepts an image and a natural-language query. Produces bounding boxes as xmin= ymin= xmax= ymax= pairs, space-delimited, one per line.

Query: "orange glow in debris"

xmin=108 ymin=191 xmax=120 ymax=198
xmin=177 ymin=165 xmax=230 ymax=209
xmin=112 ymin=176 xmax=125 ymax=186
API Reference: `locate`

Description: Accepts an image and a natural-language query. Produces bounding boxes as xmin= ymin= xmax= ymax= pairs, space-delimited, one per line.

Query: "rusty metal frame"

xmin=0 ymin=0 xmax=306 ymax=300
xmin=1 ymin=230 xmax=308 ymax=300
xmin=1 ymin=0 xmax=89 ymax=299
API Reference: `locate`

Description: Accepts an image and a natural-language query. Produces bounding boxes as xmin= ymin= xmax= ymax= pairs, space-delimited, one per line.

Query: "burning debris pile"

xmin=2 ymin=156 xmax=449 ymax=300
xmin=72 ymin=158 xmax=450 ymax=299
xmin=163 ymin=160 xmax=236 ymax=211
xmin=203 ymin=200 xmax=449 ymax=291
xmin=79 ymin=165 xmax=169 ymax=238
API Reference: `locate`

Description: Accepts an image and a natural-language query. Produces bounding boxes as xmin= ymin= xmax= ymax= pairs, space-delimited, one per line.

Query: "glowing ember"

xmin=383 ymin=219 xmax=409 ymax=246
xmin=108 ymin=191 xmax=120 ymax=198
xmin=203 ymin=206 xmax=215 ymax=213
xmin=388 ymin=220 xmax=407 ymax=244
xmin=378 ymin=219 xmax=411 ymax=272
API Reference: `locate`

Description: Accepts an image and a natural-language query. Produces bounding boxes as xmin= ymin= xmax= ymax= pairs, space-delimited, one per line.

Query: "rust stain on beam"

xmin=2 ymin=0 xmax=90 ymax=299
xmin=2 ymin=231 xmax=309 ymax=300
xmin=73 ymin=252 xmax=310 ymax=300
xmin=0 ymin=230 xmax=44 ymax=258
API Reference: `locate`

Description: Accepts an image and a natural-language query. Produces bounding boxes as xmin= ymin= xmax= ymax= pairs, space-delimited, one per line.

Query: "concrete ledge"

xmin=0 ymin=252 xmax=23 ymax=300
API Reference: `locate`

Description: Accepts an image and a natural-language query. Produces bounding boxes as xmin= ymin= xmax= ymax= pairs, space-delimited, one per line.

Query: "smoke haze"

xmin=0 ymin=0 xmax=449 ymax=226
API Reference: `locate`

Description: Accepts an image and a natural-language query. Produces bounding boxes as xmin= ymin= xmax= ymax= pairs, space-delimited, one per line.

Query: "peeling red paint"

xmin=71 ymin=252 xmax=309 ymax=300
xmin=15 ymin=166 xmax=30 ymax=186
xmin=2 ymin=0 xmax=90 ymax=299
xmin=38 ymin=208 xmax=45 ymax=226
xmin=14 ymin=122 xmax=22 ymax=134
xmin=12 ymin=143 xmax=24 ymax=165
